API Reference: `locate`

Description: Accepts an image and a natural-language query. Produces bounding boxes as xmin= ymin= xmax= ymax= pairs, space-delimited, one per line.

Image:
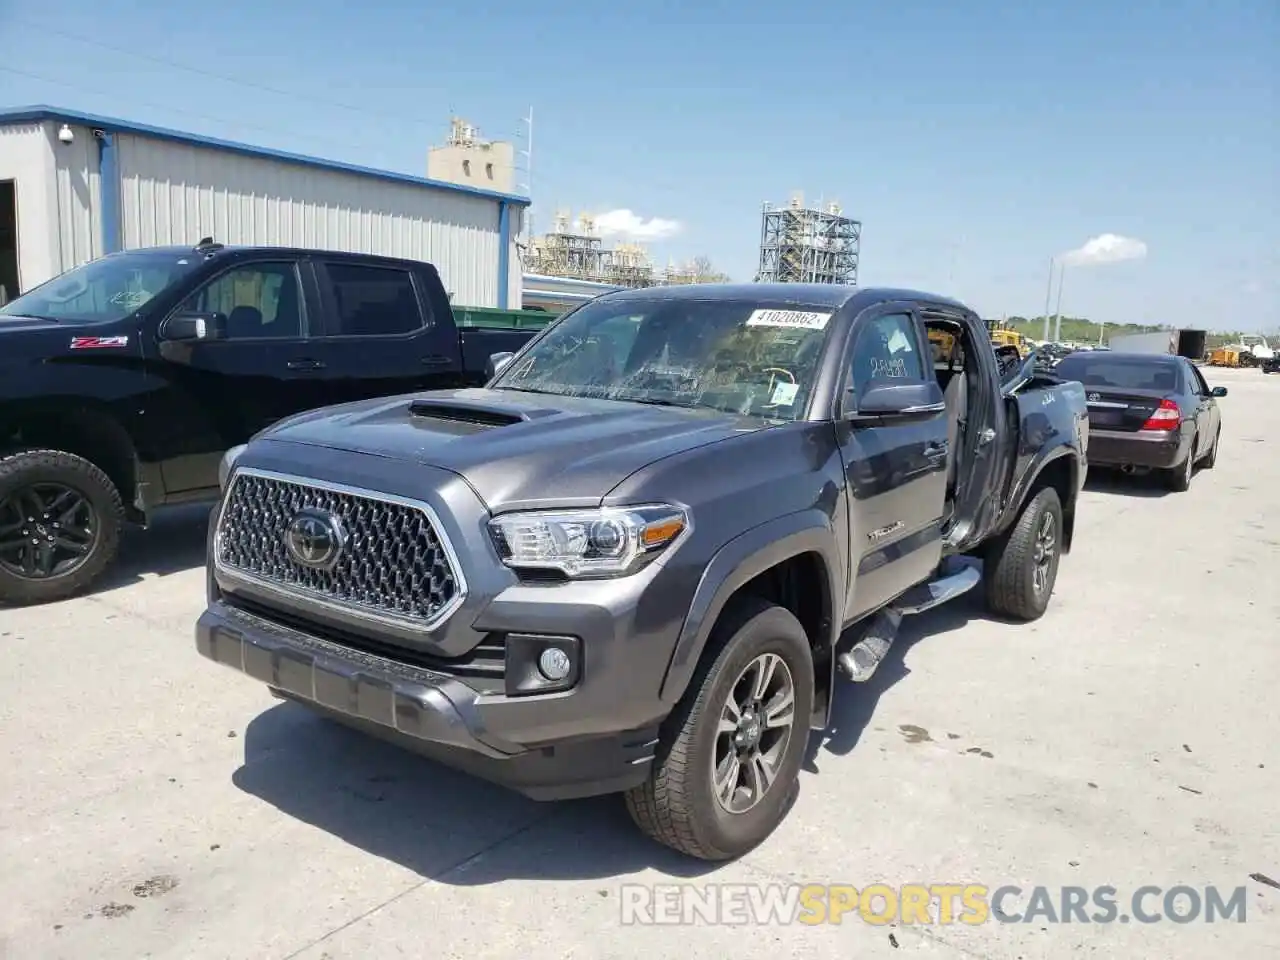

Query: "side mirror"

xmin=847 ymin=380 xmax=946 ymax=421
xmin=160 ymin=311 xmax=225 ymax=342
xmin=1211 ymin=386 xmax=1228 ymax=397
xmin=485 ymin=351 xmax=515 ymax=379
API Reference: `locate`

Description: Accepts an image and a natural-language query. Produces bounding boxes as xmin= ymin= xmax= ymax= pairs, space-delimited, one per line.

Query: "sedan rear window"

xmin=1055 ymin=356 xmax=1181 ymax=392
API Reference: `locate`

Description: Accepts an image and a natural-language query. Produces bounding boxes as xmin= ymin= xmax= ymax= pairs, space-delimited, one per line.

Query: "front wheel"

xmin=625 ymin=598 xmax=814 ymax=861
xmin=0 ymin=449 xmax=124 ymax=606
xmin=984 ymin=486 xmax=1063 ymax=621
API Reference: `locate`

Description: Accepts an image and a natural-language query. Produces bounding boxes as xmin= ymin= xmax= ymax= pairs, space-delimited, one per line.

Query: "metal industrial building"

xmin=0 ymin=106 xmax=529 ymax=308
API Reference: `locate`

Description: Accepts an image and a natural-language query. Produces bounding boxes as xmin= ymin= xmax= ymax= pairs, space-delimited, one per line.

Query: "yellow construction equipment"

xmin=1208 ymin=345 xmax=1244 ymax=367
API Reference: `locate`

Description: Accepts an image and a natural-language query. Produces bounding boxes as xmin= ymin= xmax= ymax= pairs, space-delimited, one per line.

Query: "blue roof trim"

xmin=0 ymin=104 xmax=532 ymax=207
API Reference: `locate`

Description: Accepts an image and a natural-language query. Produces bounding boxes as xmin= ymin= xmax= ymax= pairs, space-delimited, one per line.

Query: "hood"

xmin=0 ymin=315 xmax=64 ymax=360
xmin=0 ymin=315 xmax=135 ymax=364
xmin=258 ymin=387 xmax=764 ymax=511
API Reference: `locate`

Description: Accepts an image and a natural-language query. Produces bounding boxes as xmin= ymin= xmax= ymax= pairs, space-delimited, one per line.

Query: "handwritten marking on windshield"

xmin=108 ymin=291 xmax=150 ymax=308
xmin=871 ymin=356 xmax=910 ymax=378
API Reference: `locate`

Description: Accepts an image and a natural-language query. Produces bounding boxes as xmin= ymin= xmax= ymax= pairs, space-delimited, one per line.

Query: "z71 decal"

xmin=69 ymin=336 xmax=130 ymax=350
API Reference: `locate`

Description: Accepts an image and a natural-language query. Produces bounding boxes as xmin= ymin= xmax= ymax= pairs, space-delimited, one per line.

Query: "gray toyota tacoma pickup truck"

xmin=197 ymin=283 xmax=1088 ymax=860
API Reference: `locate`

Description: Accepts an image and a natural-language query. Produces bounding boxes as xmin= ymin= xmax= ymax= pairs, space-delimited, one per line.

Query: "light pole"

xmin=1052 ymin=264 xmax=1067 ymax=343
xmin=1042 ymin=256 xmax=1055 ymax=342
xmin=517 ymin=106 xmax=534 ymax=240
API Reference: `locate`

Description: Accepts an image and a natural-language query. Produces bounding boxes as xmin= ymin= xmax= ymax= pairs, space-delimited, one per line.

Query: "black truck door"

xmin=837 ymin=304 xmax=950 ymax=621
xmin=146 ymin=258 xmax=318 ymax=496
xmin=305 ymin=259 xmax=462 ymax=406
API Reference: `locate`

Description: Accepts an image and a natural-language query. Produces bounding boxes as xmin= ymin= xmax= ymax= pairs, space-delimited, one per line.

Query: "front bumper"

xmin=197 ymin=600 xmax=660 ymax=800
xmin=1085 ymin=428 xmax=1188 ymax=470
xmin=197 ymin=441 xmax=707 ymax=800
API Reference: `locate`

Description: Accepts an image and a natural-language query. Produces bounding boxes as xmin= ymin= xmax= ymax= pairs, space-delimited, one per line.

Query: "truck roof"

xmin=600 ymin=283 xmax=972 ymax=313
xmin=102 ymin=243 xmax=438 ymax=271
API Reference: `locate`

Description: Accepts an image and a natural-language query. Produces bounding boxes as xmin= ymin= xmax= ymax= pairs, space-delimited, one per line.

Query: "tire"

xmin=1165 ymin=433 xmax=1196 ymax=492
xmin=1199 ymin=427 xmax=1220 ymax=469
xmin=0 ymin=448 xmax=124 ymax=606
xmin=625 ymin=597 xmax=814 ymax=861
xmin=983 ymin=485 xmax=1063 ymax=622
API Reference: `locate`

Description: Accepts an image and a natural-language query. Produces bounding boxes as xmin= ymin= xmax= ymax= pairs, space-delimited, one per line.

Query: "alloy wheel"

xmin=0 ymin=483 xmax=98 ymax=580
xmin=712 ymin=652 xmax=797 ymax=815
xmin=1032 ymin=511 xmax=1057 ymax=595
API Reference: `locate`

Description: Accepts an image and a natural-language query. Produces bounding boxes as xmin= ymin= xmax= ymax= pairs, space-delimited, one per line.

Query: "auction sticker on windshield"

xmin=745 ymin=309 xmax=831 ymax=330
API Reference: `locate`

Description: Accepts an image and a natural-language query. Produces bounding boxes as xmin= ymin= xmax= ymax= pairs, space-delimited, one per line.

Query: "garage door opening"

xmin=0 ymin=180 xmax=17 ymax=305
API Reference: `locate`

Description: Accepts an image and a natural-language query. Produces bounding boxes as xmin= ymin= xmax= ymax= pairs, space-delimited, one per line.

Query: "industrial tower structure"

xmin=426 ymin=117 xmax=517 ymax=194
xmin=524 ymin=211 xmax=656 ymax=287
xmin=755 ymin=193 xmax=861 ymax=286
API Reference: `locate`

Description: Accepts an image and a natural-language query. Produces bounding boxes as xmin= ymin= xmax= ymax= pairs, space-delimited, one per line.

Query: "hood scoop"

xmin=408 ymin=397 xmax=529 ymax=427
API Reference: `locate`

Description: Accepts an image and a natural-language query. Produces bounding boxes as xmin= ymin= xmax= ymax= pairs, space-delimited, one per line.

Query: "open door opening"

xmin=925 ymin=316 xmax=998 ymax=544
xmin=0 ymin=181 xmax=17 ymax=305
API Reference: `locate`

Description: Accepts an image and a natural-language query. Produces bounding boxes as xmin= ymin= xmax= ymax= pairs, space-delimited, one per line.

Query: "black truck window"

xmin=181 ymin=262 xmax=303 ymax=340
xmin=323 ymin=263 xmax=423 ymax=337
xmin=849 ymin=312 xmax=927 ymax=400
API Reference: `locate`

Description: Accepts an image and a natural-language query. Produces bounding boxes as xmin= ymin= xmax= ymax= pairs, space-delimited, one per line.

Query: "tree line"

xmin=1001 ymin=316 xmax=1265 ymax=350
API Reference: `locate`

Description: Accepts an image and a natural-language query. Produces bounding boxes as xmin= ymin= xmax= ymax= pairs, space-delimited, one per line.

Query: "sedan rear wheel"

xmin=1165 ymin=434 xmax=1196 ymax=492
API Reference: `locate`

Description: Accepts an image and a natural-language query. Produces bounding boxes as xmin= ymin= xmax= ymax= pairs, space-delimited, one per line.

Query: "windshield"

xmin=1055 ymin=355 xmax=1182 ymax=391
xmin=0 ymin=253 xmax=200 ymax=324
xmin=489 ymin=296 xmax=838 ymax=420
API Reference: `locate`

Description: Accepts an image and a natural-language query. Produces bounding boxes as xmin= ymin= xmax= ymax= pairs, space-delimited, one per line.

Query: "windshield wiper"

xmin=614 ymin=395 xmax=690 ymax=408
xmin=493 ymin=386 xmax=564 ymax=397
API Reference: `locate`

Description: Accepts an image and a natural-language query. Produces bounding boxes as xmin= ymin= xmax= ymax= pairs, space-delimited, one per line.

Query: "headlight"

xmin=488 ymin=504 xmax=689 ymax=578
xmin=218 ymin=444 xmax=247 ymax=492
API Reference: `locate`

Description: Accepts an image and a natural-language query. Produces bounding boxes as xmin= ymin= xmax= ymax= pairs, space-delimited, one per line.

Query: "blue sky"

xmin=2 ymin=0 xmax=1276 ymax=330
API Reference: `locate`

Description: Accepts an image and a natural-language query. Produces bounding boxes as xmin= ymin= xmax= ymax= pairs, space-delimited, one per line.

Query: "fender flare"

xmin=999 ymin=447 xmax=1081 ymax=546
xmin=657 ymin=509 xmax=843 ymax=704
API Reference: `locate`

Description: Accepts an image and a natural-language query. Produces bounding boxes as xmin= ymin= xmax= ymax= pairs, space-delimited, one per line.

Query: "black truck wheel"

xmin=0 ymin=449 xmax=124 ymax=606
xmin=625 ymin=597 xmax=814 ymax=861
xmin=983 ymin=486 xmax=1063 ymax=622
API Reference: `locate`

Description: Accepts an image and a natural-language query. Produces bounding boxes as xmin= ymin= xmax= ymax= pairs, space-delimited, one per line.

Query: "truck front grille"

xmin=214 ymin=469 xmax=464 ymax=629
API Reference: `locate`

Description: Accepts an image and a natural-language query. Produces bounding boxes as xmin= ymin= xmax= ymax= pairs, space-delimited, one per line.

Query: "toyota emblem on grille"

xmin=1088 ymin=392 xmax=1100 ymax=401
xmin=284 ymin=509 xmax=346 ymax=570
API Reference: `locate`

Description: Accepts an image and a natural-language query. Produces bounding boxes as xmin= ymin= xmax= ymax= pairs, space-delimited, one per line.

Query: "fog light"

xmin=538 ymin=646 xmax=572 ymax=681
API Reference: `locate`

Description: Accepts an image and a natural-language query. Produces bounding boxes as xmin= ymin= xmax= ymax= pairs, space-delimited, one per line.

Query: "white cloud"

xmin=591 ymin=209 xmax=682 ymax=241
xmin=1061 ymin=233 xmax=1148 ymax=267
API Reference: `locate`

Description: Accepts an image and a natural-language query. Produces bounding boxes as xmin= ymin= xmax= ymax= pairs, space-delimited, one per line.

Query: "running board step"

xmin=894 ymin=560 xmax=982 ymax=615
xmin=837 ymin=561 xmax=982 ymax=683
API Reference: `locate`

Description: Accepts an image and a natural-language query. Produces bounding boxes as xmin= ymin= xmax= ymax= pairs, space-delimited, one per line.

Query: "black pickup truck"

xmin=0 ymin=241 xmax=538 ymax=605
xmin=196 ymin=283 xmax=1089 ymax=860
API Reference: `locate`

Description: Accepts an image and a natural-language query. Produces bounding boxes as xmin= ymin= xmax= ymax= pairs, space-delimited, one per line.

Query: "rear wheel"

xmin=625 ymin=597 xmax=814 ymax=861
xmin=1165 ymin=433 xmax=1197 ymax=492
xmin=1199 ymin=427 xmax=1220 ymax=469
xmin=0 ymin=449 xmax=123 ymax=606
xmin=984 ymin=486 xmax=1062 ymax=621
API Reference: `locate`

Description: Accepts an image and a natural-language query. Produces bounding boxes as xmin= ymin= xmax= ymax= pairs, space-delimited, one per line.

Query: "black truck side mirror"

xmin=160 ymin=311 xmax=225 ymax=342
xmin=846 ymin=380 xmax=947 ymax=422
